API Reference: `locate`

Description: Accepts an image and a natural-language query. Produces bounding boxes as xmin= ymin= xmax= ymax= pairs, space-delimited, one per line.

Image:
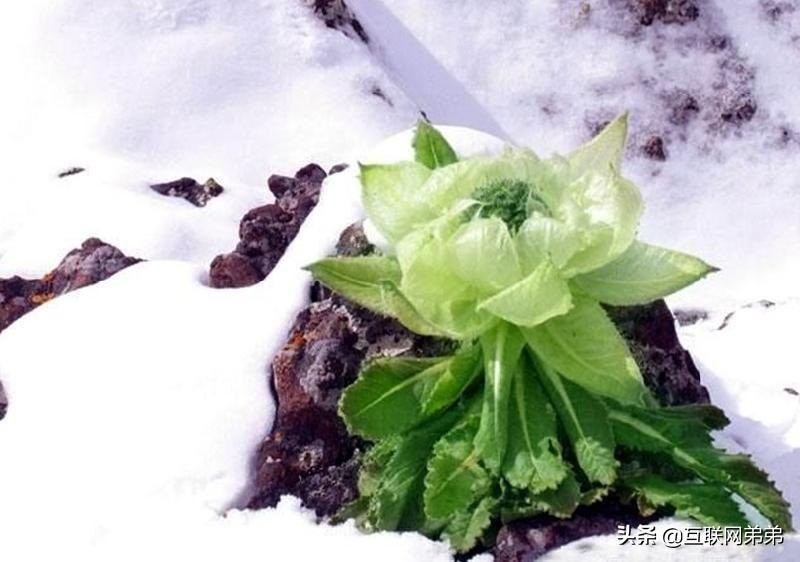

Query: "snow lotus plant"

xmin=308 ymin=120 xmax=792 ymax=551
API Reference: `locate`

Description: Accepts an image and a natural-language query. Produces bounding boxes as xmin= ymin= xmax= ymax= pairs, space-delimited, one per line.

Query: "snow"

xmin=0 ymin=126 xmax=499 ymax=560
xmin=0 ymin=0 xmax=417 ymax=271
xmin=351 ymin=0 xmax=800 ymax=310
xmin=1 ymin=0 xmax=799 ymax=560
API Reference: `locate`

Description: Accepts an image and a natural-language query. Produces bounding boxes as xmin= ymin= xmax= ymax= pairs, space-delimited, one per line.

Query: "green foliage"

xmin=413 ymin=120 xmax=459 ymax=169
xmin=316 ymin=121 xmax=791 ymax=552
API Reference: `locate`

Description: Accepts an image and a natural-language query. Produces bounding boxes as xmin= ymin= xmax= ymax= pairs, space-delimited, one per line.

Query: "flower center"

xmin=471 ymin=179 xmax=549 ymax=232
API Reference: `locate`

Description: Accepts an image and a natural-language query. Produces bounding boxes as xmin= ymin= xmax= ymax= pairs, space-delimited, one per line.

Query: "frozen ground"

xmin=0 ymin=0 xmax=798 ymax=560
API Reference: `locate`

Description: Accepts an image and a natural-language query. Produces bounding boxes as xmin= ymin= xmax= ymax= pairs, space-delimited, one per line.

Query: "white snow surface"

xmin=1 ymin=0 xmax=799 ymax=560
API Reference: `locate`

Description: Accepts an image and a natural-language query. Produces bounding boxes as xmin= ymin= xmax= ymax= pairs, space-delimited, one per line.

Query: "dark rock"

xmin=335 ymin=222 xmax=375 ymax=257
xmin=0 ymin=238 xmax=140 ymax=334
xmin=634 ymin=0 xmax=700 ymax=26
xmin=607 ymin=300 xmax=709 ymax=406
xmin=666 ymin=90 xmax=701 ymax=126
xmin=642 ymin=135 xmax=667 ymax=161
xmin=0 ymin=380 xmax=7 ymax=420
xmin=208 ymin=253 xmax=263 ymax=289
xmin=57 ymin=167 xmax=85 ymax=178
xmin=673 ymin=308 xmax=709 ymax=326
xmin=329 ymin=163 xmax=349 ymax=175
xmin=310 ymin=0 xmax=369 ymax=43
xmin=495 ymin=500 xmax=656 ymax=562
xmin=150 ymin=177 xmax=224 ymax=207
xmin=209 ymin=164 xmax=327 ymax=288
xmin=248 ymin=224 xmax=451 ymax=516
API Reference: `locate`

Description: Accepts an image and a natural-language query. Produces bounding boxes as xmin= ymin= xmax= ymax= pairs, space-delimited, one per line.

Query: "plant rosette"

xmin=308 ymin=119 xmax=792 ymax=552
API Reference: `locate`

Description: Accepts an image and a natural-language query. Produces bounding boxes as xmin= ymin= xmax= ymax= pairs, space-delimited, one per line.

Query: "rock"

xmin=150 ymin=177 xmax=224 ymax=207
xmin=642 ymin=135 xmax=667 ymax=161
xmin=634 ymin=0 xmax=700 ymax=26
xmin=309 ymin=0 xmax=369 ymax=43
xmin=495 ymin=500 xmax=655 ymax=562
xmin=57 ymin=167 xmax=85 ymax=178
xmin=0 ymin=380 xmax=7 ymax=420
xmin=209 ymin=164 xmax=328 ymax=288
xmin=248 ymin=224 xmax=452 ymax=515
xmin=0 ymin=238 xmax=140 ymax=334
xmin=607 ymin=300 xmax=710 ymax=406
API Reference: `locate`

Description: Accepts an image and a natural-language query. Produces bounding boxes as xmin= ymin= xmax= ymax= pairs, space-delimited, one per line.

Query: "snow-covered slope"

xmin=0 ymin=0 xmax=416 ymax=272
xmin=351 ymin=0 xmax=800 ymax=310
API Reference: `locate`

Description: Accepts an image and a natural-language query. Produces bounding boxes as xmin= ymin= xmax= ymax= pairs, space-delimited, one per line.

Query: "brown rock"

xmin=0 ymin=238 xmax=140 ymax=334
xmin=150 ymin=177 xmax=224 ymax=207
xmin=209 ymin=164 xmax=327 ymax=288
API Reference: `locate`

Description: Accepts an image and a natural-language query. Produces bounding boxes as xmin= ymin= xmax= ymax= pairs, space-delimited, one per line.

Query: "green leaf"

xmin=474 ymin=323 xmax=525 ymax=471
xmin=609 ymin=405 xmax=794 ymax=531
xmin=413 ymin=121 xmax=458 ymax=169
xmin=624 ymin=474 xmax=749 ymax=528
xmin=442 ymin=497 xmax=497 ymax=553
xmin=560 ymin=169 xmax=643 ymax=276
xmin=369 ymin=409 xmax=462 ymax=531
xmin=535 ymin=362 xmax=618 ymax=485
xmin=478 ymin=258 xmax=573 ymax=327
xmin=424 ymin=411 xmax=491 ymax=520
xmin=306 ymin=256 xmax=444 ymax=337
xmin=566 ymin=113 xmax=628 ymax=179
xmin=420 ymin=343 xmax=482 ymax=416
xmin=396 ymin=216 xmax=497 ymax=339
xmin=499 ymin=468 xmax=581 ymax=522
xmin=340 ymin=356 xmax=446 ymax=440
xmin=361 ymin=162 xmax=433 ymax=242
xmin=521 ymin=295 xmax=649 ymax=406
xmin=502 ymin=361 xmax=569 ymax=492
xmin=573 ymin=241 xmax=718 ymax=305
xmin=516 ymin=216 xmax=583 ymax=271
xmin=532 ymin=468 xmax=582 ymax=518
xmin=447 ymin=217 xmax=523 ymax=294
xmin=419 ymin=149 xmax=541 ymax=217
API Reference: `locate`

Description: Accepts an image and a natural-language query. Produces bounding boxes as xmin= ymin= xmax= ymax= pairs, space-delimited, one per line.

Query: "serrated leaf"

xmin=502 ymin=361 xmax=569 ymax=493
xmin=413 ymin=121 xmax=458 ymax=169
xmin=361 ymin=161 xmax=434 ymax=242
xmin=369 ymin=409 xmax=463 ymax=531
xmin=609 ymin=405 xmax=794 ymax=531
xmin=532 ymin=468 xmax=582 ymax=518
xmin=535 ymin=361 xmax=618 ymax=485
xmin=340 ymin=356 xmax=452 ymax=440
xmin=624 ymin=474 xmax=749 ymax=528
xmin=443 ymin=497 xmax=497 ymax=553
xmin=474 ymin=323 xmax=525 ymax=471
xmin=306 ymin=256 xmax=444 ymax=337
xmin=420 ymin=343 xmax=482 ymax=416
xmin=478 ymin=258 xmax=573 ymax=327
xmin=521 ymin=295 xmax=649 ymax=406
xmin=424 ymin=412 xmax=490 ymax=520
xmin=573 ymin=241 xmax=718 ymax=305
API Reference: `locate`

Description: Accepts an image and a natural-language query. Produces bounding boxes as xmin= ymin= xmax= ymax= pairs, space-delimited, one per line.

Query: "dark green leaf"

xmin=413 ymin=121 xmax=458 ymax=169
xmin=443 ymin=497 xmax=497 ymax=553
xmin=624 ymin=473 xmax=749 ymax=528
xmin=424 ymin=410 xmax=490 ymax=519
xmin=609 ymin=405 xmax=794 ymax=531
xmin=474 ymin=323 xmax=525 ymax=471
xmin=502 ymin=360 xmax=569 ymax=492
xmin=420 ymin=343 xmax=482 ymax=416
xmin=535 ymin=360 xmax=618 ymax=485
xmin=339 ymin=356 xmax=446 ymax=440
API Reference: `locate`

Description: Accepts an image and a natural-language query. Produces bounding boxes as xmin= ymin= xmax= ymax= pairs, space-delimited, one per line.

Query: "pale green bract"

xmin=360 ymin=115 xmax=653 ymax=340
xmin=309 ymin=120 xmax=790 ymax=553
